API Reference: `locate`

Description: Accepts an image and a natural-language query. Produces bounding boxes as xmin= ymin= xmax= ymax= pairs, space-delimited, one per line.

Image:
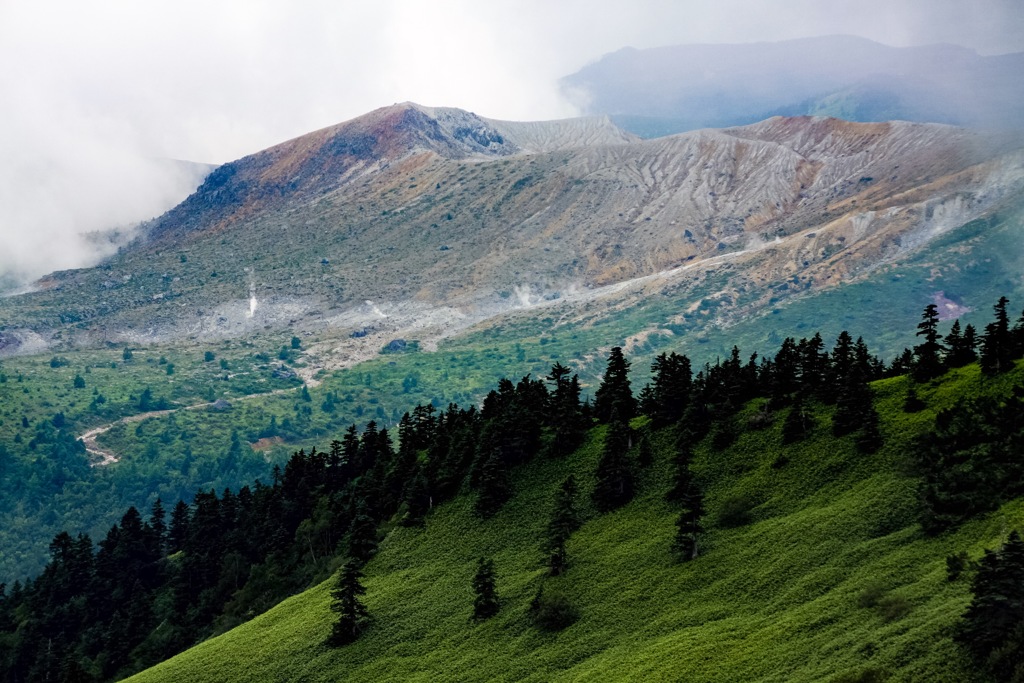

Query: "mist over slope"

xmin=0 ymin=103 xmax=1020 ymax=377
xmin=561 ymin=35 xmax=1024 ymax=137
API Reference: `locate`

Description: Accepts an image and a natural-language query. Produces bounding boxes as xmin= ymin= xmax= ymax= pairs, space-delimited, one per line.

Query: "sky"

xmin=1 ymin=0 xmax=1022 ymax=282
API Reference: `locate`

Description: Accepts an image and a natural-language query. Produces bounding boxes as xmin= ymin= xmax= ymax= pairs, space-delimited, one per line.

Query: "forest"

xmin=0 ymin=296 xmax=1023 ymax=682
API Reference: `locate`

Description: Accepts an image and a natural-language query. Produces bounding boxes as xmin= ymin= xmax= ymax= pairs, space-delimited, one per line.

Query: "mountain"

xmin=1 ymin=103 xmax=1021 ymax=384
xmin=561 ymin=35 xmax=1024 ymax=137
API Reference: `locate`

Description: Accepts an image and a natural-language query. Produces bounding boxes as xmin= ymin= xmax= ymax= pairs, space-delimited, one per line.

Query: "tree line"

xmin=0 ymin=296 xmax=1022 ymax=681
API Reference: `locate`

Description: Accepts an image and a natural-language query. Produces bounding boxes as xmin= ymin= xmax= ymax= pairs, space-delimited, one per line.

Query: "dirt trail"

xmin=80 ymin=386 xmax=301 ymax=467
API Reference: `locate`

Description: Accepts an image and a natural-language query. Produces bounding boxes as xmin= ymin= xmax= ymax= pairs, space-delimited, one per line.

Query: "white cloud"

xmin=0 ymin=0 xmax=1020 ymax=283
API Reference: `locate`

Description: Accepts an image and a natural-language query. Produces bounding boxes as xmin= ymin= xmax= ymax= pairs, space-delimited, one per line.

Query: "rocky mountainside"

xmin=0 ymin=104 xmax=1021 ymax=373
xmin=561 ymin=36 xmax=1024 ymax=137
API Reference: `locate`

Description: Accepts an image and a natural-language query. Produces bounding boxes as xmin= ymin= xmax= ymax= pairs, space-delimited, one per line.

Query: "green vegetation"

xmin=0 ymin=298 xmax=1002 ymax=682
xmin=120 ymin=361 xmax=1023 ymax=682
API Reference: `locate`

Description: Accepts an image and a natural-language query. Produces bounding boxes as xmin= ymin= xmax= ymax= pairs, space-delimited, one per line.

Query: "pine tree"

xmin=544 ymin=476 xmax=580 ymax=576
xmin=345 ymin=501 xmax=378 ymax=565
xmin=957 ymin=532 xmax=1024 ymax=669
xmin=945 ymin=319 xmax=977 ymax=369
xmin=148 ymin=498 xmax=166 ymax=558
xmin=912 ymin=303 xmax=945 ymax=382
xmin=474 ymin=448 xmax=512 ymax=518
xmin=545 ymin=363 xmax=587 ymax=456
xmin=167 ymin=500 xmax=190 ymax=554
xmin=472 ymin=557 xmax=499 ymax=620
xmin=665 ymin=433 xmax=694 ymax=503
xmin=781 ymin=393 xmax=814 ymax=444
xmin=593 ymin=347 xmax=635 ymax=423
xmin=592 ymin=411 xmax=635 ymax=512
xmin=672 ymin=484 xmax=705 ymax=561
xmin=328 ymin=560 xmax=370 ymax=646
xmin=647 ymin=352 xmax=692 ymax=427
xmin=981 ymin=296 xmax=1014 ymax=376
xmin=832 ymin=364 xmax=873 ymax=438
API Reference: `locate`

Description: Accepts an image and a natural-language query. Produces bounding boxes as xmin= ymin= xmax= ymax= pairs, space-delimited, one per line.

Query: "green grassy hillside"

xmin=127 ymin=363 xmax=1024 ymax=682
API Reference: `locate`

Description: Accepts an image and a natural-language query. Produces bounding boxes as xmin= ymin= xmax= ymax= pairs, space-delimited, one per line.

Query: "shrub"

xmin=716 ymin=493 xmax=755 ymax=528
xmin=529 ymin=584 xmax=579 ymax=631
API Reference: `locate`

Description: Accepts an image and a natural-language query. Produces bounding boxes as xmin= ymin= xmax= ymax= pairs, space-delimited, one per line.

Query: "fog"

xmin=1 ymin=0 xmax=1021 ymax=284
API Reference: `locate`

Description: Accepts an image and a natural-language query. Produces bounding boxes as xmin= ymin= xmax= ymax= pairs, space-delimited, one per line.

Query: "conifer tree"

xmin=592 ymin=411 xmax=635 ymax=512
xmin=781 ymin=393 xmax=814 ymax=444
xmin=346 ymin=501 xmax=378 ymax=565
xmin=912 ymin=303 xmax=946 ymax=382
xmin=474 ymin=448 xmax=512 ymax=518
xmin=401 ymin=466 xmax=432 ymax=527
xmin=593 ymin=347 xmax=635 ymax=423
xmin=647 ymin=352 xmax=692 ymax=427
xmin=855 ymin=404 xmax=883 ymax=454
xmin=672 ymin=483 xmax=705 ymax=561
xmin=148 ymin=498 xmax=166 ymax=558
xmin=832 ymin=363 xmax=874 ymax=438
xmin=545 ymin=363 xmax=587 ymax=456
xmin=665 ymin=433 xmax=694 ymax=504
xmin=544 ymin=476 xmax=580 ymax=575
xmin=957 ymin=531 xmax=1024 ymax=673
xmin=167 ymin=500 xmax=190 ymax=554
xmin=945 ymin=319 xmax=978 ymax=368
xmin=328 ymin=560 xmax=370 ymax=646
xmin=472 ymin=557 xmax=499 ymax=620
xmin=981 ymin=297 xmax=1014 ymax=376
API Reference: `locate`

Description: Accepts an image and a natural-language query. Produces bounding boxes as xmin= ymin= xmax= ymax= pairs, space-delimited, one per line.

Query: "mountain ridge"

xmin=562 ymin=35 xmax=1024 ymax=136
xmin=0 ymin=106 xmax=1020 ymax=391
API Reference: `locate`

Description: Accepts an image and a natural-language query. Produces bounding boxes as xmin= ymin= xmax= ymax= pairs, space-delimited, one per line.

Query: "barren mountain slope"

xmin=0 ymin=105 xmax=1021 ymax=360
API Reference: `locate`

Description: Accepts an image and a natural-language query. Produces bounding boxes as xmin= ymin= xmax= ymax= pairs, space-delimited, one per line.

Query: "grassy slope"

xmin=128 ymin=363 xmax=1024 ymax=683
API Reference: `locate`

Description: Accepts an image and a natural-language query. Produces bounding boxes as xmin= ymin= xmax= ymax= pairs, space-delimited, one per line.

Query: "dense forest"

xmin=1 ymin=297 xmax=1024 ymax=682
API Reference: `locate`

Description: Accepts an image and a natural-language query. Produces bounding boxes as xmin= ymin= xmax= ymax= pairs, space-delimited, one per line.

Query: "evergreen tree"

xmin=474 ymin=448 xmax=512 ymax=518
xmin=544 ymin=476 xmax=580 ymax=575
xmin=593 ymin=347 xmax=635 ymax=423
xmin=167 ymin=500 xmax=190 ymax=554
xmin=855 ymin=404 xmax=883 ymax=454
xmin=545 ymin=363 xmax=587 ymax=456
xmin=912 ymin=303 xmax=945 ymax=382
xmin=592 ymin=411 xmax=635 ymax=512
xmin=832 ymin=363 xmax=874 ymax=438
xmin=945 ymin=319 xmax=978 ymax=369
xmin=665 ymin=432 xmax=694 ymax=503
xmin=328 ymin=560 xmax=370 ymax=646
xmin=827 ymin=331 xmax=855 ymax=402
xmin=647 ymin=352 xmax=692 ymax=427
xmin=957 ymin=532 xmax=1024 ymax=674
xmin=345 ymin=501 xmax=378 ymax=565
xmin=148 ymin=498 xmax=166 ymax=558
xmin=981 ymin=297 xmax=1014 ymax=376
xmin=472 ymin=557 xmax=499 ymax=620
xmin=781 ymin=393 xmax=815 ymax=444
xmin=672 ymin=483 xmax=705 ymax=561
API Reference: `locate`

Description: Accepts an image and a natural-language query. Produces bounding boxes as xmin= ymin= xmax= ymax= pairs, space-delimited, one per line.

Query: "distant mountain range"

xmin=561 ymin=35 xmax=1024 ymax=137
xmin=1 ymin=102 xmax=1021 ymax=380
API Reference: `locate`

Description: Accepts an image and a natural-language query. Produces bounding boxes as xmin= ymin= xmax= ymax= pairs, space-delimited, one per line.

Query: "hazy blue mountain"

xmin=561 ymin=35 xmax=1024 ymax=137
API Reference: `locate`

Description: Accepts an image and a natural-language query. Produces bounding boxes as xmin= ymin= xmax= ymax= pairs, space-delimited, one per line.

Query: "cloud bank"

xmin=1 ymin=0 xmax=1020 ymax=284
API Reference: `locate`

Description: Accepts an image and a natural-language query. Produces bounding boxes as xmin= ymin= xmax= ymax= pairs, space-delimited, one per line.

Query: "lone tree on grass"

xmin=472 ymin=557 xmax=500 ymax=620
xmin=328 ymin=560 xmax=370 ymax=646
xmin=544 ymin=475 xmax=581 ymax=575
